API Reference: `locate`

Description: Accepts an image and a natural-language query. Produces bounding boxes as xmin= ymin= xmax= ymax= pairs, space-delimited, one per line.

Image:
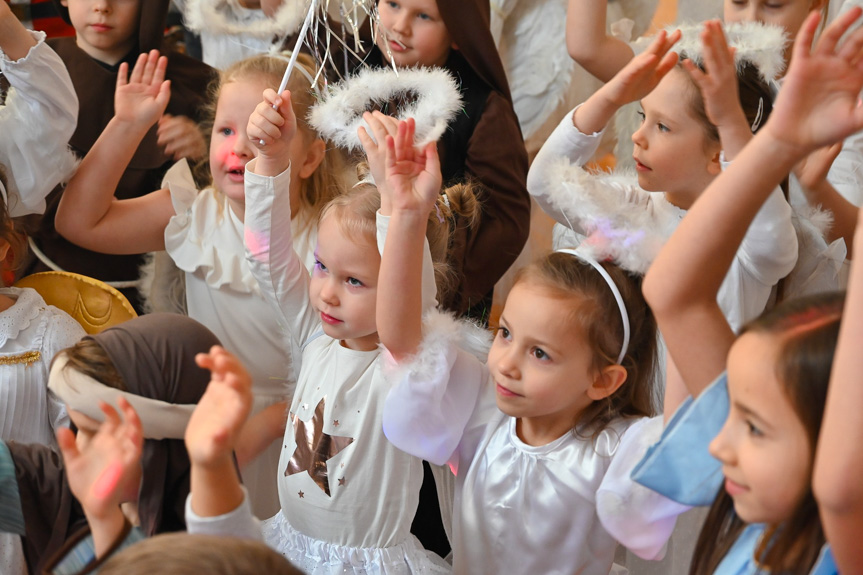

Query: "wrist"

xmin=110 ymin=115 xmax=155 ymax=136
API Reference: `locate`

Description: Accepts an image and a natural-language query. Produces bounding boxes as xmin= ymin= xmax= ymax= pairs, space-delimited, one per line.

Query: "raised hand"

xmin=766 ymin=7 xmax=863 ymax=155
xmin=185 ymin=346 xmax=253 ymax=470
xmin=157 ymin=114 xmax=207 ymax=161
xmin=358 ymin=111 xmax=401 ymax=212
xmin=384 ymin=118 xmax=442 ymax=217
xmin=247 ymin=88 xmax=296 ymax=170
xmin=601 ymin=29 xmax=681 ymax=108
xmin=114 ymin=50 xmax=171 ymax=130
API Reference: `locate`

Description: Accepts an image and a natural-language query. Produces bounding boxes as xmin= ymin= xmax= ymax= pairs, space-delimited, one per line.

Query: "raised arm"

xmin=0 ymin=3 xmax=36 ymax=60
xmin=376 ymin=119 xmax=442 ymax=361
xmin=566 ymin=0 xmax=637 ymax=82
xmin=54 ymin=50 xmax=175 ymax=254
xmin=643 ymin=9 xmax=863 ymax=397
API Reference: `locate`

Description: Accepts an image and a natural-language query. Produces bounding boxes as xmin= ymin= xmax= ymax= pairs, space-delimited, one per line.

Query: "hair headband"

xmin=556 ymin=248 xmax=630 ymax=364
xmin=48 ymin=354 xmax=195 ymax=440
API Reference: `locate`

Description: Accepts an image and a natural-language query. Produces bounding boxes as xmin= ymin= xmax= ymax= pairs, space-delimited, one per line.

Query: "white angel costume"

xmin=158 ymin=159 xmax=317 ymax=519
xmin=0 ymin=287 xmax=85 ymax=575
xmin=380 ymin=309 xmax=687 ymax=574
xmin=185 ymin=159 xmax=449 ymax=574
xmin=528 ymin=109 xmax=798 ymax=334
xmin=0 ymin=29 xmax=78 ymax=216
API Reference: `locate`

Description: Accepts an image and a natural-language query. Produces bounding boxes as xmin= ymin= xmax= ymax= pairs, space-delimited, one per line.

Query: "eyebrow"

xmin=733 ymin=401 xmax=774 ymax=432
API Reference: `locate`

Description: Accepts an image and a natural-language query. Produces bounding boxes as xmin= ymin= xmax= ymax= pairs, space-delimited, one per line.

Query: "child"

xmin=528 ymin=25 xmax=798 ymax=334
xmin=361 ymin=0 xmax=530 ymax=321
xmin=183 ymin=89 xmax=478 ymax=572
xmin=23 ymin=0 xmax=215 ymax=311
xmin=0 ymin=1 xmax=78 ymax=217
xmin=53 ymin=49 xmax=342 ymax=518
xmin=0 ymin=313 xmax=221 ymax=574
xmin=637 ymin=8 xmax=863 ymax=573
xmin=374 ymin=118 xmax=683 ymax=573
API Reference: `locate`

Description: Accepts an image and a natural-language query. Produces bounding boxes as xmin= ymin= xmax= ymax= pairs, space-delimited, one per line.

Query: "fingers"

xmin=116 ymin=62 xmax=129 ymax=90
xmin=116 ymin=397 xmax=143 ymax=443
xmin=816 ymin=6 xmax=862 ymax=56
xmin=838 ymin=15 xmax=863 ymax=63
xmin=128 ymin=52 xmax=148 ymax=85
xmin=422 ymin=142 xmax=442 ymax=188
xmin=793 ymin=11 xmax=823 ymax=63
xmin=56 ymin=427 xmax=79 ymax=464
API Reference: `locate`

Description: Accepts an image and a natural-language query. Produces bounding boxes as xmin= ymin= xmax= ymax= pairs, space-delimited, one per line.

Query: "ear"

xmin=707 ymin=150 xmax=722 ymax=177
xmin=60 ymin=0 xmax=69 ymax=6
xmin=586 ymin=364 xmax=628 ymax=401
xmin=298 ymin=138 xmax=326 ymax=180
xmin=0 ymin=239 xmax=11 ymax=264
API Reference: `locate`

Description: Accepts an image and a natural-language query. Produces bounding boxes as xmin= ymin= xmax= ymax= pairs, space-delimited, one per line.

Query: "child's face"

xmin=631 ymin=68 xmax=722 ymax=209
xmin=61 ymin=0 xmax=141 ymax=66
xmin=376 ymin=0 xmax=454 ymax=68
xmin=210 ymin=80 xmax=261 ymax=211
xmin=709 ymin=332 xmax=812 ymax=525
xmin=487 ymin=282 xmax=598 ymax=444
xmin=724 ymin=0 xmax=824 ymax=44
xmin=309 ymin=215 xmax=380 ymax=351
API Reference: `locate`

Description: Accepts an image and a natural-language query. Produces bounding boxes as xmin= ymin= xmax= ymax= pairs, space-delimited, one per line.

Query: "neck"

xmin=0 ymin=293 xmax=16 ymax=313
xmin=76 ymin=37 xmax=136 ymax=67
xmin=341 ymin=333 xmax=380 ymax=352
xmin=516 ymin=414 xmax=578 ymax=447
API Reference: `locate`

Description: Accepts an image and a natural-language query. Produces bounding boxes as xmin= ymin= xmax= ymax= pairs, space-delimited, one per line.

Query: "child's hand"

xmin=600 ymin=29 xmax=681 ymax=108
xmin=385 ymin=118 xmax=442 ymax=217
xmin=358 ymin=111 xmax=401 ymax=208
xmin=247 ymin=88 xmax=297 ymax=169
xmin=765 ymin=8 xmax=863 ymax=156
xmin=158 ymin=114 xmax=207 ymax=161
xmin=186 ymin=346 xmax=253 ymax=471
xmin=794 ymin=142 xmax=842 ymax=196
xmin=684 ymin=21 xmax=747 ymax=131
xmin=115 ymin=50 xmax=171 ymax=131
xmin=57 ymin=399 xmax=143 ymax=523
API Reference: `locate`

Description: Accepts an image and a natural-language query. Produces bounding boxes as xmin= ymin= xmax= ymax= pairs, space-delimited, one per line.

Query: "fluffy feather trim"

xmin=794 ymin=203 xmax=834 ymax=239
xmin=634 ymin=20 xmax=788 ymax=81
xmin=182 ymin=0 xmax=307 ymax=38
xmin=388 ymin=309 xmax=492 ymax=382
xmin=542 ymin=156 xmax=683 ymax=274
xmin=309 ymin=66 xmax=463 ymax=151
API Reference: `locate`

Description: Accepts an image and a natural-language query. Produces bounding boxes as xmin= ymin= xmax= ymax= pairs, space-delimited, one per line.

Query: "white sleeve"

xmin=382 ymin=310 xmax=494 ymax=468
xmin=243 ymin=159 xmax=320 ymax=359
xmin=596 ymin=416 xmax=691 ymax=560
xmin=184 ymin=488 xmax=263 ymax=540
xmin=826 ymin=128 xmax=863 ymax=207
xmin=375 ymin=211 xmax=438 ymax=313
xmin=527 ymin=107 xmax=605 ymax=232
xmin=0 ymin=31 xmax=78 ymax=217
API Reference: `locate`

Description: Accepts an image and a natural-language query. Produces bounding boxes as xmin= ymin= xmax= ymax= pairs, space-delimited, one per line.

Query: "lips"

xmin=90 ymin=23 xmax=112 ymax=32
xmin=226 ymin=167 xmax=245 ymax=182
xmin=495 ymin=382 xmax=522 ymax=398
xmin=634 ymin=157 xmax=651 ymax=172
xmin=724 ymin=476 xmax=749 ymax=497
xmin=320 ymin=311 xmax=343 ymax=325
xmin=389 ymin=39 xmax=407 ymax=52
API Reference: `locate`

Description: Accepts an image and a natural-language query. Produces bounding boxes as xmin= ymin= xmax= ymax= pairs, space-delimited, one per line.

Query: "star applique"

xmin=285 ymin=396 xmax=354 ymax=496
xmin=338 ymin=477 xmax=346 ymax=486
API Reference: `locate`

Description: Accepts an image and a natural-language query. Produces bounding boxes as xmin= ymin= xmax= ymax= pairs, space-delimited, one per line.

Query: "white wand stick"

xmin=260 ymin=0 xmax=318 ymax=144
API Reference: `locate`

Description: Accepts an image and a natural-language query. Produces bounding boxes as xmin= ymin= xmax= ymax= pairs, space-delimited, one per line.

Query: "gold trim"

xmin=0 ymin=351 xmax=41 ymax=366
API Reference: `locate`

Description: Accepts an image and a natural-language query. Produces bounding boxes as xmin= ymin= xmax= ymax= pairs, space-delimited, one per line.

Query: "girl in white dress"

xmin=375 ymin=118 xmax=683 ymax=573
xmin=183 ymin=92 xmax=478 ymax=572
xmin=52 ymin=49 xmax=342 ymax=519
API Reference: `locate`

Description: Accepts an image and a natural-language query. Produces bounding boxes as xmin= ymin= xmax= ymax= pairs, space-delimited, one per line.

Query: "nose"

xmin=708 ymin=418 xmax=737 ymax=466
xmin=631 ymin=123 xmax=647 ymax=148
xmin=232 ymin=134 xmax=254 ymax=160
xmin=741 ymin=4 xmax=760 ymax=23
xmin=319 ymin=277 xmax=339 ymax=306
xmin=392 ymin=12 xmax=411 ymax=35
xmin=93 ymin=0 xmax=110 ymax=13
xmin=494 ymin=343 xmax=521 ymax=380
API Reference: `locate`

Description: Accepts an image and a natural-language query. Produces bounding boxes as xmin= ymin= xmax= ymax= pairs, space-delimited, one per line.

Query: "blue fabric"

xmin=715 ymin=525 xmax=836 ymax=575
xmin=0 ymin=440 xmax=24 ymax=535
xmin=632 ymin=374 xmax=729 ymax=506
xmin=50 ymin=527 xmax=146 ymax=575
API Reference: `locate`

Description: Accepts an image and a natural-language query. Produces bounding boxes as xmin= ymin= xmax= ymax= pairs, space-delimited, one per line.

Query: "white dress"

xmin=239 ymin=159 xmax=448 ymax=574
xmin=0 ymin=30 xmax=78 ymax=216
xmin=161 ymin=160 xmax=316 ymax=519
xmin=381 ymin=310 xmax=687 ymax=575
xmin=528 ymin=110 xmax=799 ymax=334
xmin=0 ymin=287 xmax=85 ymax=575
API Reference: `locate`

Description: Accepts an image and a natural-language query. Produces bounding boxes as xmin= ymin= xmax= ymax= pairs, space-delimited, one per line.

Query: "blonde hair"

xmin=99 ymin=533 xmax=302 ymax=574
xmin=320 ymin=176 xmax=480 ymax=304
xmin=197 ymin=53 xmax=345 ymax=234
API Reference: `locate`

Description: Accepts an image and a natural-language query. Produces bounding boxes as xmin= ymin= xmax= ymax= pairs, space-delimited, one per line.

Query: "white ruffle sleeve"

xmin=0 ymin=30 xmax=78 ymax=216
xmin=382 ymin=310 xmax=495 ymax=468
xmin=184 ymin=487 xmax=263 ymax=540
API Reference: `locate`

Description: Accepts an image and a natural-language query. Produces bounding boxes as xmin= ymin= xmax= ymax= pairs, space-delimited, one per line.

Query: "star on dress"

xmin=285 ymin=396 xmax=354 ymax=496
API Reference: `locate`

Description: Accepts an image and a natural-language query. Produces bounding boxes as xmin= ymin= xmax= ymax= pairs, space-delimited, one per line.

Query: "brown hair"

xmin=0 ymin=165 xmax=25 ymax=271
xmin=511 ymin=252 xmax=659 ymax=437
xmin=690 ymin=291 xmax=843 ymax=575
xmin=99 ymin=533 xmax=302 ymax=575
xmin=56 ymin=338 xmax=126 ymax=392
xmin=319 ymin=177 xmax=480 ymax=305
xmin=195 ymin=53 xmax=345 ymax=235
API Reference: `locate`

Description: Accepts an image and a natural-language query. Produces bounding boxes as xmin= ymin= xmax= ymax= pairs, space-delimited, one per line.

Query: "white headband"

xmin=556 ymin=248 xmax=631 ymax=364
xmin=48 ymin=355 xmax=195 ymax=440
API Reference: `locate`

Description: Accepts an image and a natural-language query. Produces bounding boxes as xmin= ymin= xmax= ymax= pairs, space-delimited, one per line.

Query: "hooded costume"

xmin=24 ymin=1 xmax=216 ymax=312
xmin=6 ymin=313 xmax=219 ymax=574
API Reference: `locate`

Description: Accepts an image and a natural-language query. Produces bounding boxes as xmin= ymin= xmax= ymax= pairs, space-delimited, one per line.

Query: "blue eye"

xmin=746 ymin=420 xmax=763 ymax=437
xmin=347 ymin=277 xmax=363 ymax=287
xmin=220 ymin=127 xmax=234 ymax=136
xmin=314 ymin=259 xmax=327 ymax=272
xmin=417 ymin=12 xmax=430 ymax=20
xmin=657 ymin=123 xmax=670 ymax=133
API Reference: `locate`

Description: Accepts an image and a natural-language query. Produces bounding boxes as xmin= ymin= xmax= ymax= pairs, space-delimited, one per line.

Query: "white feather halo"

xmin=309 ymin=66 xmax=463 ymax=151
xmin=633 ymin=20 xmax=789 ymax=81
xmin=542 ymin=156 xmax=684 ymax=274
xmin=182 ymin=0 xmax=308 ymax=38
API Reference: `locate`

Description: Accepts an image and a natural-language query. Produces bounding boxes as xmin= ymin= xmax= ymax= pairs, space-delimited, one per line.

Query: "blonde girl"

xmin=638 ymin=9 xmax=863 ymax=573
xmin=183 ymin=89 xmax=479 ymax=573
xmin=53 ymin=49 xmax=341 ymax=518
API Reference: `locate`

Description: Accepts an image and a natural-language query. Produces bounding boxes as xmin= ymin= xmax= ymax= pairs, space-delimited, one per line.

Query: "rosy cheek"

xmin=212 ymin=138 xmax=237 ymax=166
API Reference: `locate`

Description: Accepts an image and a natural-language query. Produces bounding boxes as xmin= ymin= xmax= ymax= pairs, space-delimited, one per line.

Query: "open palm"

xmin=114 ymin=50 xmax=171 ymax=129
xmin=384 ymin=118 xmax=442 ymax=216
